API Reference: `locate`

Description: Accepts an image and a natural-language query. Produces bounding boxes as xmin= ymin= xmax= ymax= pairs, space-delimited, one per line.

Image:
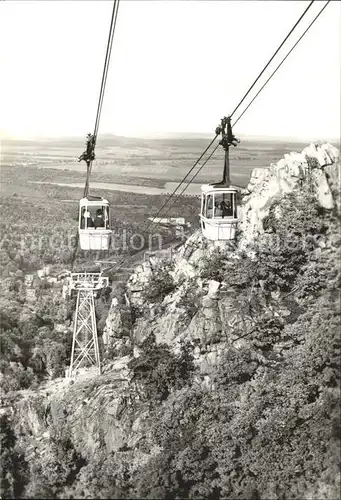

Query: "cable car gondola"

xmin=75 ymin=0 xmax=120 ymax=253
xmin=77 ymin=132 xmax=112 ymax=251
xmin=200 ymin=116 xmax=240 ymax=241
xmin=79 ymin=196 xmax=111 ymax=251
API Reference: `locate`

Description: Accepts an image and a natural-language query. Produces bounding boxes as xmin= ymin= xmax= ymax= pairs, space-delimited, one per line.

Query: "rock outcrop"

xmin=2 ymin=142 xmax=339 ymax=485
xmin=103 ymin=143 xmax=339 ymax=368
xmin=240 ymin=142 xmax=339 ymax=246
xmin=7 ymin=358 xmax=143 ymax=461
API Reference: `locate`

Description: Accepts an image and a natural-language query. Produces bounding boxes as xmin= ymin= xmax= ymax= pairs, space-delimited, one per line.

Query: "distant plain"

xmin=1 ymin=134 xmax=324 ymax=200
xmin=0 ymin=133 xmax=338 ymax=271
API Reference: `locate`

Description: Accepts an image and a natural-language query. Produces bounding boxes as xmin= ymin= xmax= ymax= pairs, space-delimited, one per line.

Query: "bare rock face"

xmin=103 ymin=295 xmax=134 ymax=354
xmin=103 ymin=298 xmax=123 ymax=347
xmin=325 ymin=160 xmax=341 ymax=212
xmin=5 ymin=142 xmax=339 ymax=482
xmin=7 ymin=357 xmax=147 ymax=461
xmin=240 ymin=143 xmax=339 ymax=247
xmin=102 ymin=142 xmax=340 ymax=373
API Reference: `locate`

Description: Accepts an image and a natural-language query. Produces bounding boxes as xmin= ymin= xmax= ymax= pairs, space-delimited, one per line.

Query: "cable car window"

xmin=80 ymin=205 xmax=110 ymax=230
xmin=213 ymin=193 xmax=233 ymax=218
xmin=202 ymin=195 xmax=206 ymax=217
xmin=205 ymin=195 xmax=213 ymax=218
xmin=214 ymin=199 xmax=223 ymax=217
xmin=80 ymin=208 xmax=94 ymax=229
xmin=93 ymin=208 xmax=105 ymax=229
xmin=103 ymin=206 xmax=110 ymax=229
xmin=232 ymin=194 xmax=238 ymax=219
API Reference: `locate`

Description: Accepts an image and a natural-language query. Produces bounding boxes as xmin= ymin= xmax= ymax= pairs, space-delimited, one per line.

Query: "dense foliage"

xmin=129 ymin=334 xmax=195 ymax=402
xmin=142 ymin=259 xmax=176 ymax=303
xmin=0 ymin=179 xmax=198 ymax=392
xmin=1 ymin=186 xmax=340 ymax=498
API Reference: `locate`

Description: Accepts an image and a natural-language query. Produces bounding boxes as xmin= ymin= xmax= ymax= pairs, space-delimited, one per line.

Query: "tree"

xmin=143 ymin=260 xmax=176 ymax=302
xmin=0 ymin=413 xmax=28 ymax=498
xmin=129 ymin=335 xmax=195 ymax=402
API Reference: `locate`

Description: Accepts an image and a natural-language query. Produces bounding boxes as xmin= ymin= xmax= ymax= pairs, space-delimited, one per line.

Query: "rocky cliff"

xmin=239 ymin=142 xmax=339 ymax=246
xmin=104 ymin=142 xmax=340 ymax=367
xmin=1 ymin=142 xmax=340 ymax=500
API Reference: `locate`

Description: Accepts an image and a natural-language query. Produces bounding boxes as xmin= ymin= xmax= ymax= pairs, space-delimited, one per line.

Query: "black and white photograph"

xmin=0 ymin=0 xmax=340 ymax=498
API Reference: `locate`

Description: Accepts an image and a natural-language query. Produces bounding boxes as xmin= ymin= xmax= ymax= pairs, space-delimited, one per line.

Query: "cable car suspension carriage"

xmin=78 ymin=133 xmax=112 ymax=251
xmin=200 ymin=116 xmax=240 ymax=241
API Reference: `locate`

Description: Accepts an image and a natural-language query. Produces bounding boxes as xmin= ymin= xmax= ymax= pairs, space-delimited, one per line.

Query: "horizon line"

xmin=1 ymin=131 xmax=339 ymax=143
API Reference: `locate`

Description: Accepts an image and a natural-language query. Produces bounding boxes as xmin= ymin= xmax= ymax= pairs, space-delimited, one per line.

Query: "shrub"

xmin=199 ymin=248 xmax=227 ymax=282
xmin=143 ymin=260 xmax=176 ymax=302
xmin=0 ymin=361 xmax=37 ymax=393
xmin=305 ymin=154 xmax=320 ymax=170
xmin=0 ymin=413 xmax=28 ymax=498
xmin=25 ymin=423 xmax=86 ymax=499
xmin=178 ymin=278 xmax=202 ymax=321
xmin=262 ymin=192 xmax=326 ymax=238
xmin=129 ymin=334 xmax=195 ymax=402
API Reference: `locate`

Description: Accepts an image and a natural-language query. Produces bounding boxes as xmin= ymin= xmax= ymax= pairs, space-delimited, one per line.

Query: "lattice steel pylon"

xmin=67 ymin=273 xmax=108 ymax=377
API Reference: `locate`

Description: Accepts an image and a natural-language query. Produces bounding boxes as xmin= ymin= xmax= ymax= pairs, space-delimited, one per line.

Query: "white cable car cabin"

xmin=79 ymin=197 xmax=111 ymax=251
xmin=199 ymin=116 xmax=241 ymax=241
xmin=200 ymin=185 xmax=239 ymax=241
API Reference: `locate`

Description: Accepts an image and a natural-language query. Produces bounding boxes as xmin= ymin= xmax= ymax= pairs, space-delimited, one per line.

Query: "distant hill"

xmin=4 ymin=132 xmax=339 ymax=146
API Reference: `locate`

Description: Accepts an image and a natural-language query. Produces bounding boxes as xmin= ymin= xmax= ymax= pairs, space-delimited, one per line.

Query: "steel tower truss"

xmin=68 ymin=273 xmax=108 ymax=377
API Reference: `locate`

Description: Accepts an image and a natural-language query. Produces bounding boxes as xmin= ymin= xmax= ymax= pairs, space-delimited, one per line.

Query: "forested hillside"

xmin=0 ymin=143 xmax=340 ymax=499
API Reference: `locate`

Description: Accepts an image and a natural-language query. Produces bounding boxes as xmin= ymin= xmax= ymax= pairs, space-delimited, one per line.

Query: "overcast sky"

xmin=0 ymin=0 xmax=340 ymax=140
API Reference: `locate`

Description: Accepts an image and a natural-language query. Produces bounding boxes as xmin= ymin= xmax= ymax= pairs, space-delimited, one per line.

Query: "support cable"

xmin=72 ymin=0 xmax=120 ymax=267
xmin=100 ymin=0 xmax=330 ymax=274
xmin=93 ymin=0 xmax=120 ymax=140
xmin=101 ymin=143 xmax=221 ymax=274
xmin=229 ymin=0 xmax=315 ymax=118
xmin=232 ymin=0 xmax=331 ymax=127
xmin=165 ymin=0 xmax=331 ymax=198
xmin=85 ymin=0 xmax=120 ymax=197
xmin=144 ymin=134 xmax=219 ymax=233
xmin=160 ymin=143 xmax=220 ymax=223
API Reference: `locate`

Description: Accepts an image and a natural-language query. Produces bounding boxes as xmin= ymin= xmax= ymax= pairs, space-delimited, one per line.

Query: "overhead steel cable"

xmin=101 ymin=143 xmax=222 ymax=275
xmin=232 ymin=0 xmax=331 ymax=127
xmin=164 ymin=0 xmax=331 ymax=199
xmin=143 ymin=134 xmax=219 ymax=232
xmin=93 ymin=0 xmax=120 ymax=140
xmin=155 ymin=143 xmax=220 ymax=226
xmin=101 ymin=148 xmax=220 ymax=274
xmin=100 ymin=0 xmax=326 ymax=274
xmin=101 ymin=137 xmax=220 ymax=273
xmin=145 ymin=0 xmax=315 ymax=231
xmin=72 ymin=1 xmax=120 ymax=267
xmin=229 ymin=0 xmax=315 ymax=119
xmin=84 ymin=0 xmax=120 ymax=198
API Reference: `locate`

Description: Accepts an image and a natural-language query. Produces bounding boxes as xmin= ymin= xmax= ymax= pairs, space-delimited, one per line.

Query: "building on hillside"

xmin=37 ymin=266 xmax=51 ymax=279
xmin=148 ymin=217 xmax=190 ymax=227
